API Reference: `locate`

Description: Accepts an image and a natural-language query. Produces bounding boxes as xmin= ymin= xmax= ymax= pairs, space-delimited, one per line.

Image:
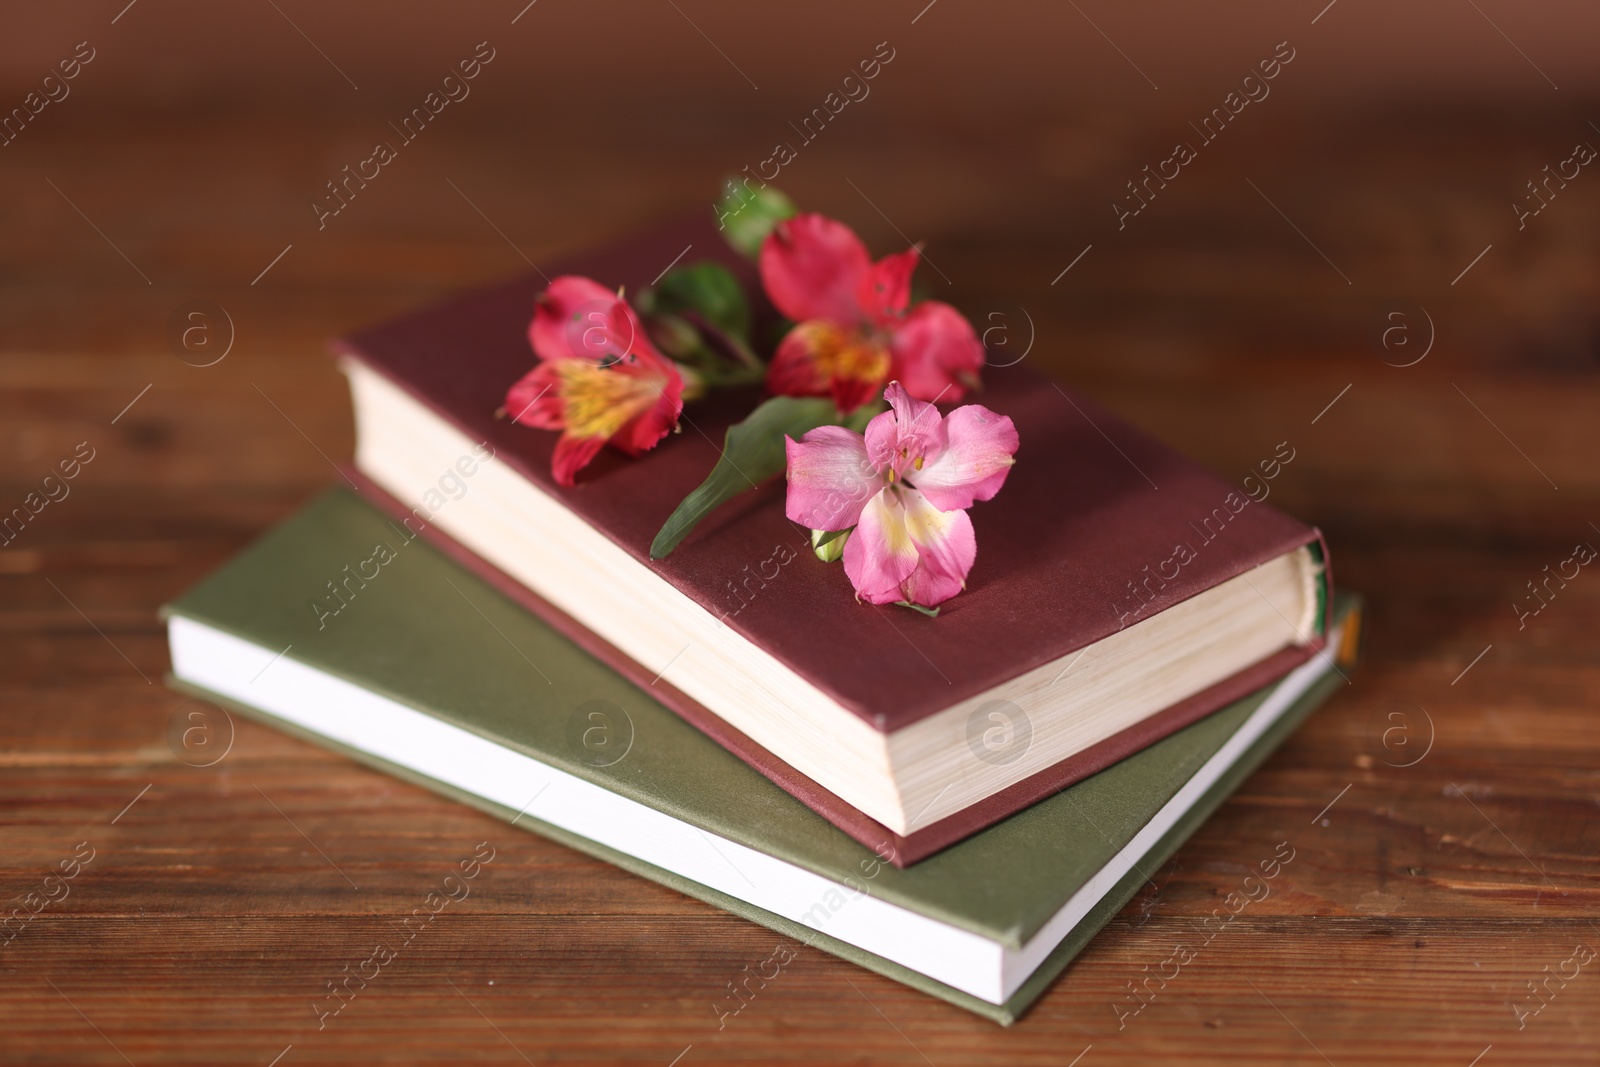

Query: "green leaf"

xmin=651 ymin=261 xmax=751 ymax=342
xmin=650 ymin=396 xmax=839 ymax=559
xmin=715 ymin=182 xmax=798 ymax=258
xmin=893 ymin=600 xmax=941 ymax=619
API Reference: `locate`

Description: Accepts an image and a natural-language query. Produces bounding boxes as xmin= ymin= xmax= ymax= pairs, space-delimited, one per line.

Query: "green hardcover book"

xmin=162 ymin=488 xmax=1358 ymax=1024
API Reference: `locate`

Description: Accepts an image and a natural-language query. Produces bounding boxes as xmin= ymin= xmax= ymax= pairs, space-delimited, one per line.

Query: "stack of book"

xmin=164 ymin=217 xmax=1357 ymax=1024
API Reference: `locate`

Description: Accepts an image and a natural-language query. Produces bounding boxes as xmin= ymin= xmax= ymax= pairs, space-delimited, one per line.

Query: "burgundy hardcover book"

xmin=331 ymin=215 xmax=1330 ymax=866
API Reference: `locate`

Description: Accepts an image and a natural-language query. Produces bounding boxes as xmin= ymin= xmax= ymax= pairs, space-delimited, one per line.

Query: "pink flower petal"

xmin=910 ymin=403 xmax=1019 ymax=512
xmin=784 ymin=426 xmax=882 ymax=532
xmin=865 ymin=381 xmax=945 ymax=478
xmin=842 ymin=489 xmax=922 ymax=604
xmin=504 ymin=363 xmax=565 ymax=430
xmin=550 ymin=432 xmax=608 ymax=488
xmin=529 ymin=275 xmax=653 ymax=367
xmin=858 ymin=246 xmax=920 ymax=323
xmin=887 ymin=300 xmax=985 ymax=403
xmin=608 ymin=364 xmax=684 ymax=456
xmin=898 ymin=487 xmax=977 ymax=607
xmin=760 ymin=214 xmax=872 ymax=326
xmin=766 ymin=322 xmax=835 ymax=400
xmin=862 ymin=407 xmax=900 ymax=473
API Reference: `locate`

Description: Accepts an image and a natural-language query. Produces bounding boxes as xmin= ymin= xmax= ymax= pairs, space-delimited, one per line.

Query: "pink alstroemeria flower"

xmin=506 ymin=276 xmax=685 ymax=487
xmin=784 ymin=382 xmax=1019 ymax=607
xmin=761 ymin=214 xmax=985 ymax=412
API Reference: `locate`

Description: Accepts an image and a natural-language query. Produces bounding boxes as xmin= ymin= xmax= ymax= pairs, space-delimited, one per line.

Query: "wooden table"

xmin=3 ymin=88 xmax=1597 ymax=1065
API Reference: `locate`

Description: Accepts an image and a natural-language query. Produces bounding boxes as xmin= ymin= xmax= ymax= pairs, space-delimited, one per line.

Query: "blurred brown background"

xmin=5 ymin=0 xmax=1599 ymax=102
xmin=3 ymin=2 xmax=1597 ymax=1065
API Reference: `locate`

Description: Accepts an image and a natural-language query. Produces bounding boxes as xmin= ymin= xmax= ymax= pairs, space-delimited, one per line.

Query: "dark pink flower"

xmin=761 ymin=214 xmax=984 ymax=412
xmin=506 ymin=276 xmax=684 ymax=487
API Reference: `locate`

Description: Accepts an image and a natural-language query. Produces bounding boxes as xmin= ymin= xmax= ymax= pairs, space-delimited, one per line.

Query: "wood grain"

xmin=2 ymin=77 xmax=1599 ymax=1066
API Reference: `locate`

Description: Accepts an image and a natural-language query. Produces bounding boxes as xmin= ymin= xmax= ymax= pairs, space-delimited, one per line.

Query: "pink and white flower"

xmin=784 ymin=382 xmax=1019 ymax=608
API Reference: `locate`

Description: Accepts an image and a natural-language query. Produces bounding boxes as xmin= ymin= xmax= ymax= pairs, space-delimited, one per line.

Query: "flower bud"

xmin=716 ymin=182 xmax=797 ymax=258
xmin=645 ymin=313 xmax=702 ymax=361
xmin=812 ymin=528 xmax=849 ymax=563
